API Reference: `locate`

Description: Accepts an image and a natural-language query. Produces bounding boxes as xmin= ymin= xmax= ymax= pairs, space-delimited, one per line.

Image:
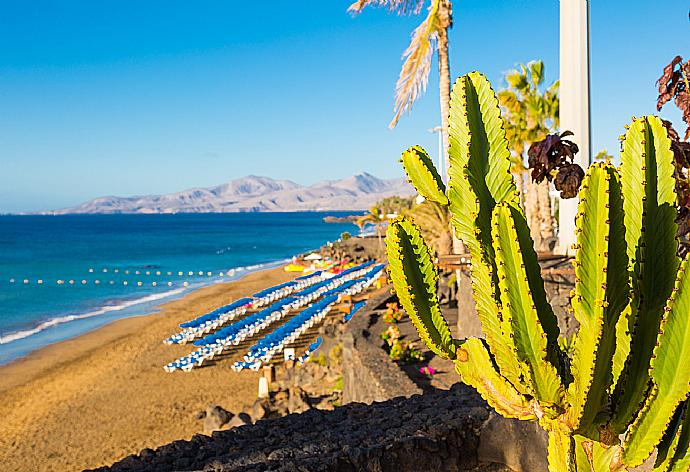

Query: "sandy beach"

xmin=0 ymin=266 xmax=295 ymax=472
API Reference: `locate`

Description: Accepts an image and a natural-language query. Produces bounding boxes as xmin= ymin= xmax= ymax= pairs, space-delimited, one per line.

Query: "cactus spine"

xmin=385 ymin=71 xmax=690 ymax=471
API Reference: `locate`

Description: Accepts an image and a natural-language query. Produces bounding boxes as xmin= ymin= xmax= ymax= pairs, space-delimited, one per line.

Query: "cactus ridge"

xmin=611 ymin=116 xmax=680 ymax=432
xmin=400 ymin=146 xmax=449 ymax=206
xmin=654 ymin=401 xmax=689 ymax=472
xmin=665 ymin=402 xmax=690 ymax=471
xmin=385 ymin=216 xmax=456 ymax=359
xmin=567 ymin=162 xmax=629 ymax=434
xmin=622 ymin=254 xmax=690 ymax=467
xmin=454 ymin=338 xmax=537 ymax=420
xmin=491 ymin=201 xmax=564 ymax=409
xmin=385 ymin=70 xmax=690 ymax=471
xmin=446 ymin=71 xmax=527 ymax=392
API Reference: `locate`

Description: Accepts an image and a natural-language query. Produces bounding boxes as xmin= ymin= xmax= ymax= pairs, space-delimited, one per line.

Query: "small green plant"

xmin=380 ymin=324 xmax=401 ymax=346
xmin=388 ymin=339 xmax=425 ymax=364
xmin=332 ymin=375 xmax=344 ymax=392
xmin=309 ymin=352 xmax=328 ymax=367
xmin=340 ymin=231 xmax=352 ymax=241
xmin=382 ymin=302 xmax=404 ymax=323
xmin=386 ymin=71 xmax=690 ymax=471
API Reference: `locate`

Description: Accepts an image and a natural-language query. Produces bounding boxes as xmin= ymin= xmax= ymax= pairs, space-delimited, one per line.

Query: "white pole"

xmin=557 ymin=0 xmax=592 ymax=255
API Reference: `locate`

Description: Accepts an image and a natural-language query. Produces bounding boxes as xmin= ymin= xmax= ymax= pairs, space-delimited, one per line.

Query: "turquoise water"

xmin=0 ymin=213 xmax=357 ymax=365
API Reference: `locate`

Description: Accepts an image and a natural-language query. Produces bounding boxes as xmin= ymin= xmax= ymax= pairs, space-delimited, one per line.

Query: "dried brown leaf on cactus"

xmin=527 ymin=131 xmax=584 ymax=198
xmin=657 ymin=56 xmax=690 ymax=140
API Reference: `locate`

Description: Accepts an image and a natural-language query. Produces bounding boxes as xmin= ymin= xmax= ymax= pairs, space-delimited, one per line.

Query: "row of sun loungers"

xmin=163 ymin=298 xmax=253 ymax=345
xmin=231 ymin=265 xmax=384 ymax=371
xmin=162 ymin=262 xmax=382 ymax=372
xmin=241 ymin=296 xmax=337 ymax=366
xmin=162 ymin=270 xmax=331 ymax=345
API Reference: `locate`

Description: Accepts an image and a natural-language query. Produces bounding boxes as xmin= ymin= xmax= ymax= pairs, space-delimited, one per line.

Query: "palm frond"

xmin=347 ymin=0 xmax=427 ymax=16
xmin=389 ymin=2 xmax=441 ymax=128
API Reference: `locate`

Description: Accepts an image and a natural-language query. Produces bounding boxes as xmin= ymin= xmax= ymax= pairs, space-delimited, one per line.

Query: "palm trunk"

xmin=437 ymin=2 xmax=452 ymax=178
xmin=524 ymin=174 xmax=556 ymax=252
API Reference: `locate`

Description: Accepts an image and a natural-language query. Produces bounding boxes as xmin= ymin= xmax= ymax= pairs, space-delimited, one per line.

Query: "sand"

xmin=0 ymin=267 xmax=295 ymax=472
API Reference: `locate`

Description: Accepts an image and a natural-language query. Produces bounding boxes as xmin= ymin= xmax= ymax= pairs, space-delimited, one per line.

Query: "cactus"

xmin=386 ymin=71 xmax=690 ymax=471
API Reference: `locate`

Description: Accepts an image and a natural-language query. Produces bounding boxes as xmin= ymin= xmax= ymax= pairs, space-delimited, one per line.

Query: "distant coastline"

xmin=31 ymin=173 xmax=414 ymax=215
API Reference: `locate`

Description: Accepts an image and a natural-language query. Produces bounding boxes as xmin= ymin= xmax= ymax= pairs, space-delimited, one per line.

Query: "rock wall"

xmin=91 ymin=385 xmax=502 ymax=472
xmin=456 ymin=260 xmax=578 ymax=339
xmin=341 ymin=291 xmax=423 ymax=404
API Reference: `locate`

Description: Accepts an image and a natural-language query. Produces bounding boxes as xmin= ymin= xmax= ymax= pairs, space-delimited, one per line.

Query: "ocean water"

xmin=0 ymin=213 xmax=357 ymax=365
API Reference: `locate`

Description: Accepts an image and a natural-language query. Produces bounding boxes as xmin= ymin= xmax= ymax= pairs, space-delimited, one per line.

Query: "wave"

xmin=0 ymin=288 xmax=186 ymax=345
xmin=0 ymin=259 xmax=291 ymax=346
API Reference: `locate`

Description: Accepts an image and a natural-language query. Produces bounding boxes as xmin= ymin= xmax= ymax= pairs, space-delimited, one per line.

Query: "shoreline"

xmin=0 ymin=265 xmax=296 ymax=471
xmin=0 ymin=259 xmax=288 ymax=366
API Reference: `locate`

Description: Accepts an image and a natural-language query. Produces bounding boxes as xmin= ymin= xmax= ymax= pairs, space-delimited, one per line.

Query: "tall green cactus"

xmin=385 ymin=71 xmax=690 ymax=471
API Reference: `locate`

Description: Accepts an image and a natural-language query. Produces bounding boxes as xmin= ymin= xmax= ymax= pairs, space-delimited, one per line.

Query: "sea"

xmin=0 ymin=212 xmax=358 ymax=365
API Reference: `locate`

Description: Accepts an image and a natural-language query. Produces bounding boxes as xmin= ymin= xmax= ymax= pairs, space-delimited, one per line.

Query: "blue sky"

xmin=0 ymin=0 xmax=687 ymax=212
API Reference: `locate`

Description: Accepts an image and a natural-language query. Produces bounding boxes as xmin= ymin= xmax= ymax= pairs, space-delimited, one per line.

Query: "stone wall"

xmin=91 ymin=385 xmax=502 ymax=472
xmin=456 ymin=259 xmax=577 ymax=339
xmin=341 ymin=290 xmax=423 ymax=404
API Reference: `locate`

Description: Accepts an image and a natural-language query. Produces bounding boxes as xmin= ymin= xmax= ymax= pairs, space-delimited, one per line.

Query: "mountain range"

xmin=43 ymin=173 xmax=415 ymax=214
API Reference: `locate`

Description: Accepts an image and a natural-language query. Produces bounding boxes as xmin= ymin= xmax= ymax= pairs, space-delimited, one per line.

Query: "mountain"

xmin=44 ymin=173 xmax=415 ymax=214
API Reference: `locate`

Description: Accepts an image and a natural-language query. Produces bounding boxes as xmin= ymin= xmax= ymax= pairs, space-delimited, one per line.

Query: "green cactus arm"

xmin=446 ymin=71 xmax=525 ymax=391
xmin=385 ymin=216 xmax=456 ymax=359
xmin=573 ymin=435 xmax=625 ymax=472
xmin=454 ymin=338 xmax=536 ymax=421
xmin=548 ymin=430 xmax=576 ymax=472
xmin=654 ymin=402 xmax=688 ymax=472
xmin=667 ymin=402 xmax=690 ymax=472
xmin=566 ymin=163 xmax=629 ymax=433
xmin=611 ymin=303 xmax=632 ymax=389
xmin=611 ymin=116 xmax=679 ymax=431
xmin=622 ymin=255 xmax=690 ymax=467
xmin=491 ymin=201 xmax=564 ymax=408
xmin=400 ymin=146 xmax=449 ymax=206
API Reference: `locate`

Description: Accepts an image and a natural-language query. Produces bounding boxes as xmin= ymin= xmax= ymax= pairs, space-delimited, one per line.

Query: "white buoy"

xmin=198 ymin=271 xmax=203 ymax=276
xmin=123 ymin=281 xmax=128 ymax=286
xmin=69 ymin=280 xmax=75 ymax=285
xmin=156 ymin=271 xmax=161 ymax=275
xmin=178 ymin=271 xmax=183 ymax=276
xmin=23 ymin=279 xmax=29 ymax=284
xmin=135 ymin=271 xmax=140 ymax=275
xmin=37 ymin=279 xmax=43 ymax=284
xmin=145 ymin=271 xmax=150 ymax=275
xmin=109 ymin=281 xmax=115 ymax=285
xmin=137 ymin=281 xmax=142 ymax=286
xmin=188 ymin=271 xmax=193 ymax=276
xmin=124 ymin=270 xmax=129 ymax=274
xmin=114 ymin=269 xmax=119 ymax=273
xmin=103 ymin=269 xmax=108 ymax=273
xmin=88 ymin=268 xmax=94 ymax=273
xmin=152 ymin=281 xmax=157 ymax=286
xmin=81 ymin=280 xmax=87 ymax=285
xmin=95 ymin=280 xmax=100 ymax=284
xmin=167 ymin=282 xmax=173 ymax=286
xmin=57 ymin=280 xmax=63 ymax=284
xmin=219 ymin=272 xmax=224 ymax=277
xmin=167 ymin=271 xmax=172 ymax=276
xmin=183 ymin=281 xmax=189 ymax=287
xmin=9 ymin=278 xmax=15 ymax=283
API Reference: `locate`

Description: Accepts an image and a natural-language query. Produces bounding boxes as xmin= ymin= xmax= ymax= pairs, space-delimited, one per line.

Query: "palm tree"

xmin=356 ymin=204 xmax=386 ymax=249
xmin=349 ymin=0 xmax=453 ymax=156
xmin=498 ymin=60 xmax=559 ymax=251
xmin=404 ymin=200 xmax=451 ymax=255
